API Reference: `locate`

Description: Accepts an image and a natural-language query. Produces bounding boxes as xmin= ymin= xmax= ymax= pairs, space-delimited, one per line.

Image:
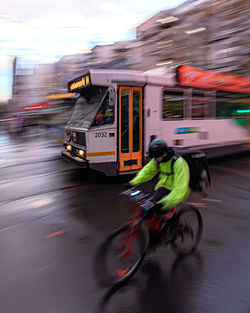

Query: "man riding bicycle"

xmin=125 ymin=139 xmax=190 ymax=221
xmin=96 ymin=141 xmax=202 ymax=286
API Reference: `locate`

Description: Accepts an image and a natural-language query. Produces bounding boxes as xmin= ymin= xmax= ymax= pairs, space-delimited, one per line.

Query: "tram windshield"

xmin=68 ymin=87 xmax=107 ymax=128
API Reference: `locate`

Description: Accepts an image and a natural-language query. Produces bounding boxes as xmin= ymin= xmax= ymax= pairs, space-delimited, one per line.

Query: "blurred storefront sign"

xmin=23 ymin=101 xmax=51 ymax=111
xmin=177 ymin=65 xmax=250 ymax=94
xmin=45 ymin=93 xmax=76 ymax=100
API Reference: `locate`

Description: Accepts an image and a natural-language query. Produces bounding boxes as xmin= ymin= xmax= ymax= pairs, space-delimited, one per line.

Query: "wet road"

xmin=0 ymin=133 xmax=249 ymax=313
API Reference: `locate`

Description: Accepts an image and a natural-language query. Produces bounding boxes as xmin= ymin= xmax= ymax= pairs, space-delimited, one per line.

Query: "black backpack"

xmin=171 ymin=148 xmax=211 ymax=194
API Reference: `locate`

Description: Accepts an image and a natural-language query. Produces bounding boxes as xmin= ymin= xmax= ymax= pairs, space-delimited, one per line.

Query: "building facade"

xmin=11 ymin=0 xmax=250 ymax=110
xmin=136 ymin=0 xmax=250 ymax=74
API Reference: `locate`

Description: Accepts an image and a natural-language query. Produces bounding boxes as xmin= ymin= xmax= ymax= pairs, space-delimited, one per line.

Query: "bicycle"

xmin=94 ymin=188 xmax=203 ymax=287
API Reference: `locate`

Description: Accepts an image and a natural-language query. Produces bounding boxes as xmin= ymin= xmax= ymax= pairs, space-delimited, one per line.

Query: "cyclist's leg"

xmin=150 ymin=187 xmax=171 ymax=202
xmin=148 ymin=188 xmax=174 ymax=233
xmin=151 ymin=187 xmax=175 ymax=221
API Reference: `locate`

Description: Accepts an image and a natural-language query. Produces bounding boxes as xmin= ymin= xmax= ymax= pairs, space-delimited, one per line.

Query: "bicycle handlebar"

xmin=120 ymin=187 xmax=150 ymax=203
xmin=120 ymin=187 xmax=155 ymax=218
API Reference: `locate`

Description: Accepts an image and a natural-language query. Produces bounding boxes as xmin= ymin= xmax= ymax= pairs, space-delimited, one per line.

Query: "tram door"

xmin=118 ymin=86 xmax=143 ymax=172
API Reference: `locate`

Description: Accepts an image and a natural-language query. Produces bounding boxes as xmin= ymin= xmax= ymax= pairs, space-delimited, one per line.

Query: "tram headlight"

xmin=78 ymin=149 xmax=85 ymax=157
xmin=66 ymin=144 xmax=72 ymax=152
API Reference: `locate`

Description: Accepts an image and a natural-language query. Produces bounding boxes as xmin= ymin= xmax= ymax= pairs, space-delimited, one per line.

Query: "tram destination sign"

xmin=177 ymin=65 xmax=250 ymax=94
xmin=68 ymin=74 xmax=91 ymax=91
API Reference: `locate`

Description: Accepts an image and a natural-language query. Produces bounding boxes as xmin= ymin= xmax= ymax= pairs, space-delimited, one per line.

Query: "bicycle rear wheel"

xmin=94 ymin=223 xmax=148 ymax=287
xmin=171 ymin=204 xmax=203 ymax=255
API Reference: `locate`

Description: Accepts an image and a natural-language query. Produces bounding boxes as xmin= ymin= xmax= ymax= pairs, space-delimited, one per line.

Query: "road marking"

xmin=187 ymin=202 xmax=207 ymax=208
xmin=35 ymin=263 xmax=55 ymax=272
xmin=0 ymin=169 xmax=72 ymax=185
xmin=202 ymin=198 xmax=222 ymax=203
xmin=31 ymin=198 xmax=55 ymax=208
xmin=46 ymin=229 xmax=65 ymax=239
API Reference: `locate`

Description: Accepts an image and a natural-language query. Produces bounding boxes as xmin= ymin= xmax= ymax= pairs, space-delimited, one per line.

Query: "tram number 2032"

xmin=95 ymin=132 xmax=107 ymax=138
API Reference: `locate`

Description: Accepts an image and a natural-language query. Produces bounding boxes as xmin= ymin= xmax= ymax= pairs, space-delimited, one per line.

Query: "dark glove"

xmin=139 ymin=199 xmax=155 ymax=217
xmin=121 ymin=182 xmax=135 ymax=196
xmin=153 ymin=202 xmax=163 ymax=214
xmin=141 ymin=201 xmax=164 ymax=217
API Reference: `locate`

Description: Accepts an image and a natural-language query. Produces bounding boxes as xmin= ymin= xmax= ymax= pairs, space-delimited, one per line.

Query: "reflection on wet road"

xmin=0 ymin=136 xmax=249 ymax=313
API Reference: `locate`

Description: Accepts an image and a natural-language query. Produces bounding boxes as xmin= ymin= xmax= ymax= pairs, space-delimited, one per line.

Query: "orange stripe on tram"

xmin=86 ymin=151 xmax=115 ymax=157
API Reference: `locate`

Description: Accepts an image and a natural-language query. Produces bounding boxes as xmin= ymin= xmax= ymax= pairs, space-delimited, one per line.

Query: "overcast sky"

xmin=0 ymin=0 xmax=187 ymax=100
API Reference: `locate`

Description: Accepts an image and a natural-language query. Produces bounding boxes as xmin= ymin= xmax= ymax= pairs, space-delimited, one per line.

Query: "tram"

xmin=62 ymin=65 xmax=250 ymax=176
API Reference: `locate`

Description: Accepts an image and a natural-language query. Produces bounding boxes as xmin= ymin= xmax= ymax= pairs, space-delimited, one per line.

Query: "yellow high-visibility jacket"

xmin=129 ymin=157 xmax=190 ymax=210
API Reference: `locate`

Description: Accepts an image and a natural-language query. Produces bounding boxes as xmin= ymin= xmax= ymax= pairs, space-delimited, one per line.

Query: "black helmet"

xmin=148 ymin=139 xmax=168 ymax=158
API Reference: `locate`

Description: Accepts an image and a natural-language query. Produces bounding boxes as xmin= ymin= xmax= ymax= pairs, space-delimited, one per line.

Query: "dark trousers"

xmin=150 ymin=187 xmax=171 ymax=202
xmin=150 ymin=187 xmax=176 ymax=215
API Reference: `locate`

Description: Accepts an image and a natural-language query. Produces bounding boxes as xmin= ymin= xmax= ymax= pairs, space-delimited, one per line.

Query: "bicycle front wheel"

xmin=95 ymin=223 xmax=148 ymax=287
xmin=171 ymin=204 xmax=203 ymax=255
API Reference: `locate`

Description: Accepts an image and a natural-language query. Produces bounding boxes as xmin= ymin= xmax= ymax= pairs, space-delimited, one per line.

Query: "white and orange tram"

xmin=62 ymin=65 xmax=250 ymax=176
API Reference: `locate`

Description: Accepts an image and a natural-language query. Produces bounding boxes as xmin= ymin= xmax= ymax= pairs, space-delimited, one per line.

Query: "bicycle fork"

xmin=118 ymin=211 xmax=143 ymax=258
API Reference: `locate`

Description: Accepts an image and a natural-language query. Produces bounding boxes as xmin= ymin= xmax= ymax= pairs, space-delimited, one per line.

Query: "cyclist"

xmin=124 ymin=139 xmax=190 ymax=222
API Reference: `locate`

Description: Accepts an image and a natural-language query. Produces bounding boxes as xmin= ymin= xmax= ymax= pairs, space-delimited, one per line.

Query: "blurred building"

xmin=25 ymin=63 xmax=56 ymax=106
xmin=12 ymin=58 xmax=56 ymax=111
xmin=11 ymin=57 xmax=30 ymax=112
xmin=11 ymin=0 xmax=250 ymax=112
xmin=52 ymin=0 xmax=250 ymax=81
xmin=54 ymin=40 xmax=142 ymax=91
xmin=54 ymin=53 xmax=92 ymax=92
xmin=136 ymin=0 xmax=250 ymax=74
xmin=100 ymin=40 xmax=142 ymax=70
xmin=205 ymin=0 xmax=250 ymax=74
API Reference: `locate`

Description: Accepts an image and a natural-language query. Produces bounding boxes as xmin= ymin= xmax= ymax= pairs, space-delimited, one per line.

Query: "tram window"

xmin=216 ymin=92 xmax=250 ymax=119
xmin=133 ymin=90 xmax=140 ymax=152
xmin=191 ymin=93 xmax=206 ymax=119
xmin=92 ymin=92 xmax=114 ymax=126
xmin=216 ymin=94 xmax=232 ymax=118
xmin=162 ymin=90 xmax=184 ymax=119
xmin=121 ymin=89 xmax=129 ymax=153
xmin=68 ymin=88 xmax=106 ymax=128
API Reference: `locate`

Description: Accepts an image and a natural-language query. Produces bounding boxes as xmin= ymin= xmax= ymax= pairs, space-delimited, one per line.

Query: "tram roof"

xmin=69 ymin=66 xmax=250 ymax=94
xmin=86 ymin=68 xmax=176 ymax=87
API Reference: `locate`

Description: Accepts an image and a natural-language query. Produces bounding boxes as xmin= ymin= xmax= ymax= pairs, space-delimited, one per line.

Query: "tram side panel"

xmin=144 ymin=85 xmax=248 ymax=158
xmin=144 ymin=85 xmax=163 ymax=160
xmin=86 ymin=127 xmax=117 ymax=176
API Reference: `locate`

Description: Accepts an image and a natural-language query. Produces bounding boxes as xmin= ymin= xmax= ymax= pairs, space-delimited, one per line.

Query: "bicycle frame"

xmin=119 ymin=201 xmax=174 ymax=259
xmin=95 ymin=189 xmax=203 ymax=287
